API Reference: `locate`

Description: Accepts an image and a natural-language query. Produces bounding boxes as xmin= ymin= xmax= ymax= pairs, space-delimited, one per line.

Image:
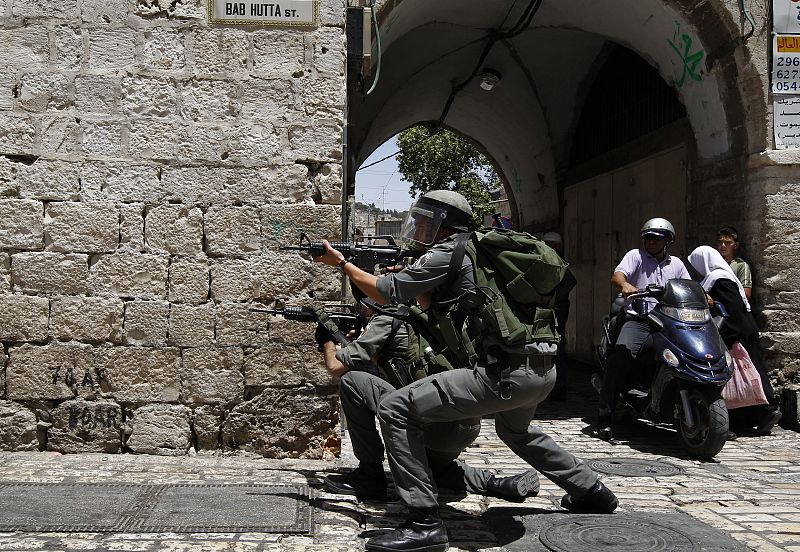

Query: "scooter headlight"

xmin=662 ymin=348 xmax=680 ymax=368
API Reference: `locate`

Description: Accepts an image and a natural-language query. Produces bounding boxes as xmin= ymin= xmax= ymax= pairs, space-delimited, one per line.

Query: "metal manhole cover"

xmin=540 ymin=515 xmax=694 ymax=552
xmin=586 ymin=457 xmax=683 ymax=477
xmin=0 ymin=482 xmax=312 ymax=534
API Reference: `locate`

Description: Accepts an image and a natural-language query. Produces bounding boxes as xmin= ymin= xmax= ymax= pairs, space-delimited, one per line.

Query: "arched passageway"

xmin=346 ymin=0 xmax=768 ymax=363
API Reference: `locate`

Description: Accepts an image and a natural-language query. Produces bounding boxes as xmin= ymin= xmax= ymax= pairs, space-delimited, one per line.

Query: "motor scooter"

xmin=595 ymin=279 xmax=733 ymax=459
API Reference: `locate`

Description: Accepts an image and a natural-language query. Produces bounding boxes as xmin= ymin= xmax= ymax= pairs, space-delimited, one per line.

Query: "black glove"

xmin=314 ymin=323 xmax=335 ymax=350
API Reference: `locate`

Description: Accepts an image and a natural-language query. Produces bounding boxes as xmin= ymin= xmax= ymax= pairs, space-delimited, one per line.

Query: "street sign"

xmin=774 ymin=95 xmax=800 ymax=148
xmin=774 ymin=0 xmax=800 ymax=34
xmin=209 ymin=0 xmax=316 ymax=26
xmin=772 ymin=35 xmax=800 ymax=94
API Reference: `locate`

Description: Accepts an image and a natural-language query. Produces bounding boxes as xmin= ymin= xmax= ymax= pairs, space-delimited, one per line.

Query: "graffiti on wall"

xmin=668 ymin=21 xmax=705 ymax=89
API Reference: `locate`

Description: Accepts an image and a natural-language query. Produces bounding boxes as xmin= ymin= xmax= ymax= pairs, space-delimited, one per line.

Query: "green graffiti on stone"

xmin=668 ymin=21 xmax=704 ymax=89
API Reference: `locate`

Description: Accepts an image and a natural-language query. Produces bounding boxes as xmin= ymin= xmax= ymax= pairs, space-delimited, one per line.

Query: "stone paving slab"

xmin=0 ymin=367 xmax=798 ymax=550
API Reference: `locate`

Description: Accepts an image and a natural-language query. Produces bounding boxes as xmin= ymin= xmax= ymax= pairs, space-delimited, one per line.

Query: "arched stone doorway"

xmin=346 ymin=0 xmax=780 ymax=367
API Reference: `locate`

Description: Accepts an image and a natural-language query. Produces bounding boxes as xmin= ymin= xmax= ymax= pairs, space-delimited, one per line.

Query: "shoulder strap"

xmin=438 ymin=232 xmax=471 ymax=300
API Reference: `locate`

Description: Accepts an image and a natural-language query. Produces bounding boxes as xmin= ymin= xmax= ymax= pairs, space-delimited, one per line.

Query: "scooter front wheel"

xmin=675 ymin=389 xmax=729 ymax=459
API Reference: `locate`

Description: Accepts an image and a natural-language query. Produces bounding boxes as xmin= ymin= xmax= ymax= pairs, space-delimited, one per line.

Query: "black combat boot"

xmin=485 ymin=470 xmax=540 ymax=502
xmin=365 ymin=510 xmax=448 ymax=552
xmin=561 ymin=479 xmax=618 ymax=514
xmin=324 ymin=462 xmax=387 ymax=501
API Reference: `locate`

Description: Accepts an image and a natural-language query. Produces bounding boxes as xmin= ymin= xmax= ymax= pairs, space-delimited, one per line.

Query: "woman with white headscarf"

xmin=687 ymin=246 xmax=781 ymax=435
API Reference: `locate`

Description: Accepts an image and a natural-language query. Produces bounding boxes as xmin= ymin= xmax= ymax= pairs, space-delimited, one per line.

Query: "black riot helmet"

xmin=399 ymin=190 xmax=475 ymax=248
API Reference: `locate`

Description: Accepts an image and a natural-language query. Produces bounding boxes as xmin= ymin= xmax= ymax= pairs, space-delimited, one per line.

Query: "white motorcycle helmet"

xmin=640 ymin=218 xmax=676 ymax=244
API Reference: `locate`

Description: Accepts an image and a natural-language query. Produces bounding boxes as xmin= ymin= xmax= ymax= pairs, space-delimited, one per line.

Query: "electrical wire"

xmin=738 ymin=0 xmax=755 ymax=42
xmin=366 ymin=2 xmax=382 ymax=95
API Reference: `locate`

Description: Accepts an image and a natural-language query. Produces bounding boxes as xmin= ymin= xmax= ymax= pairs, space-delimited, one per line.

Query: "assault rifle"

xmin=280 ymin=232 xmax=421 ymax=272
xmin=250 ymin=304 xmax=366 ymax=346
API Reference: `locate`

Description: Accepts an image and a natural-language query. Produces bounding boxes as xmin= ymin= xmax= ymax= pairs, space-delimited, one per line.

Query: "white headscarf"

xmin=687 ymin=245 xmax=750 ymax=312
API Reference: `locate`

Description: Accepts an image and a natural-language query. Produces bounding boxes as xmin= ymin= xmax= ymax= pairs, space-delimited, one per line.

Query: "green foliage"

xmin=396 ymin=126 xmax=500 ymax=224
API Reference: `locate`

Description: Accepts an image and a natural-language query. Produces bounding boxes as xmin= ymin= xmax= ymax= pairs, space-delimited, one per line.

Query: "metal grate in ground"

xmin=0 ymin=482 xmax=313 ymax=534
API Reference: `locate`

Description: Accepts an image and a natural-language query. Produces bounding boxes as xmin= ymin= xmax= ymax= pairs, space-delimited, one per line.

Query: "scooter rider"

xmin=597 ymin=218 xmax=691 ymax=441
xmin=314 ymin=190 xmax=616 ymax=552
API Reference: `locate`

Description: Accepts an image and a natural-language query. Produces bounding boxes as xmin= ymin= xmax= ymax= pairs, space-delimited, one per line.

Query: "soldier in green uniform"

xmin=314 ymin=190 xmax=617 ymax=552
xmin=317 ymin=309 xmax=541 ymax=502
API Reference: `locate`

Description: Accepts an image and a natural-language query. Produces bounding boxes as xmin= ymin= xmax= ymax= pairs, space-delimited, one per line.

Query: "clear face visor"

xmin=399 ymin=202 xmax=448 ymax=247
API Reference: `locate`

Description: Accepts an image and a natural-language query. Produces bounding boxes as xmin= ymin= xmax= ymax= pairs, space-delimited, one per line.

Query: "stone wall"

xmin=0 ymin=0 xmax=347 ymax=455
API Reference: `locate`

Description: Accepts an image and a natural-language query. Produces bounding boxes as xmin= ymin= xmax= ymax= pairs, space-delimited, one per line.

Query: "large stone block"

xmin=168 ymin=303 xmax=214 ymax=346
xmin=81 ymin=163 xmax=162 ymax=203
xmin=168 ymin=257 xmax=209 ymax=304
xmin=762 ymin=309 xmax=800 ymax=333
xmin=193 ymin=404 xmax=223 ymax=450
xmin=222 ymin=388 xmax=337 ymax=458
xmin=134 ymin=0 xmax=203 ymax=19
xmin=210 ymin=254 xmax=339 ymax=302
xmin=121 ymin=75 xmax=178 ymax=118
xmin=765 ymin=217 xmax=800 ymax=244
xmin=312 ymin=27 xmax=345 ymax=77
xmin=11 ymin=252 xmax=89 ymax=295
xmin=75 ymin=74 xmax=118 ymax=114
xmin=0 ymin=294 xmax=49 ymax=341
xmin=123 ymin=299 xmax=169 ymax=346
xmin=294 ymin=75 xmax=345 ymax=119
xmin=159 ymin=166 xmax=225 ymax=205
xmin=48 ymin=398 xmax=122 ymax=453
xmin=289 ymin=123 xmax=342 ymax=162
xmin=53 ymin=25 xmax=83 ymax=70
xmin=0 ymin=156 xmax=15 ymax=196
xmin=252 ymin=30 xmax=305 ymax=77
xmin=205 ymin=205 xmax=261 ymax=256
xmin=214 ymin=302 xmax=271 ymax=347
xmin=89 ymin=253 xmax=168 ymax=299
xmin=128 ymin=119 xmax=178 ymax=160
xmin=310 ymin=162 xmax=342 ymax=205
xmin=181 ymin=347 xmax=244 ymax=405
xmin=0 ymin=199 xmax=42 ymax=249
xmin=319 ymin=0 xmax=345 ymax=26
xmin=219 ymin=165 xmax=310 ymax=205
xmin=144 ymin=204 xmax=203 ymax=254
xmin=190 ymin=29 xmax=248 ymax=74
xmin=179 ymin=79 xmax=239 ymax=122
xmin=44 ymin=201 xmax=119 ymax=253
xmin=119 ymin=203 xmax=145 ymax=251
xmin=0 ymin=114 xmax=35 ymax=154
xmin=227 ymin=122 xmax=283 ymax=164
xmin=176 ymin=124 xmax=226 ymax=162
xmin=80 ymin=119 xmax=124 ymax=156
xmin=88 ymin=28 xmax=136 ymax=69
xmin=97 ymin=346 xmax=180 ymax=404
xmin=0 ymin=26 xmax=49 ymax=67
xmin=126 ymin=404 xmax=191 ymax=455
xmin=260 ymin=204 xmax=341 ymax=249
xmin=81 ymin=0 xmax=128 ymax=23
xmin=764 ymin=268 xmax=800 ymax=293
xmin=244 ymin=343 xmax=328 ymax=388
xmin=50 ymin=296 xmax=124 ymax=343
xmin=0 ymin=401 xmax=39 ymax=452
xmin=7 ymin=342 xmax=98 ymax=401
xmin=16 ymin=160 xmax=80 ymax=201
xmin=39 ymin=116 xmax=81 ymax=155
xmin=18 ymin=73 xmax=72 ymax=113
xmin=239 ymin=78 xmax=293 ymax=122
xmin=761 ymin=332 xmax=800 ymax=355
xmin=141 ymin=27 xmax=186 ymax=71
xmin=11 ymin=0 xmax=78 ymax=18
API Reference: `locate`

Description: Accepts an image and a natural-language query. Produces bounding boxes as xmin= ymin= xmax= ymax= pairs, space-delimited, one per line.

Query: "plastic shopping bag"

xmin=722 ymin=342 xmax=769 ymax=409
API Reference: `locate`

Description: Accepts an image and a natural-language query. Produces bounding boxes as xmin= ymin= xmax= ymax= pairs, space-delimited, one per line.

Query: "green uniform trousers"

xmin=377 ymin=357 xmax=598 ymax=510
xmin=339 ymin=370 xmax=493 ymax=494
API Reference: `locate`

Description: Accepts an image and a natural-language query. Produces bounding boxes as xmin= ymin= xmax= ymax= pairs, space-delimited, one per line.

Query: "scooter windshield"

xmin=658 ymin=280 xmax=708 ymax=309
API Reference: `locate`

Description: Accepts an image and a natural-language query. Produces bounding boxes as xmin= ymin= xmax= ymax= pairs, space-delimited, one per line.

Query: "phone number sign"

xmin=774 ymin=35 xmax=800 ymax=94
xmin=209 ymin=0 xmax=316 ymax=26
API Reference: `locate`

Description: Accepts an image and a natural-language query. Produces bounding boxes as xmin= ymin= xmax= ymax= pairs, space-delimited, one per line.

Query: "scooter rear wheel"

xmin=675 ymin=389 xmax=729 ymax=459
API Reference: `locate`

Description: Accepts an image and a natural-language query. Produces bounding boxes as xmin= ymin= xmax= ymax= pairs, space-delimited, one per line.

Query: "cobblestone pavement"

xmin=1 ymin=368 xmax=799 ymax=551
